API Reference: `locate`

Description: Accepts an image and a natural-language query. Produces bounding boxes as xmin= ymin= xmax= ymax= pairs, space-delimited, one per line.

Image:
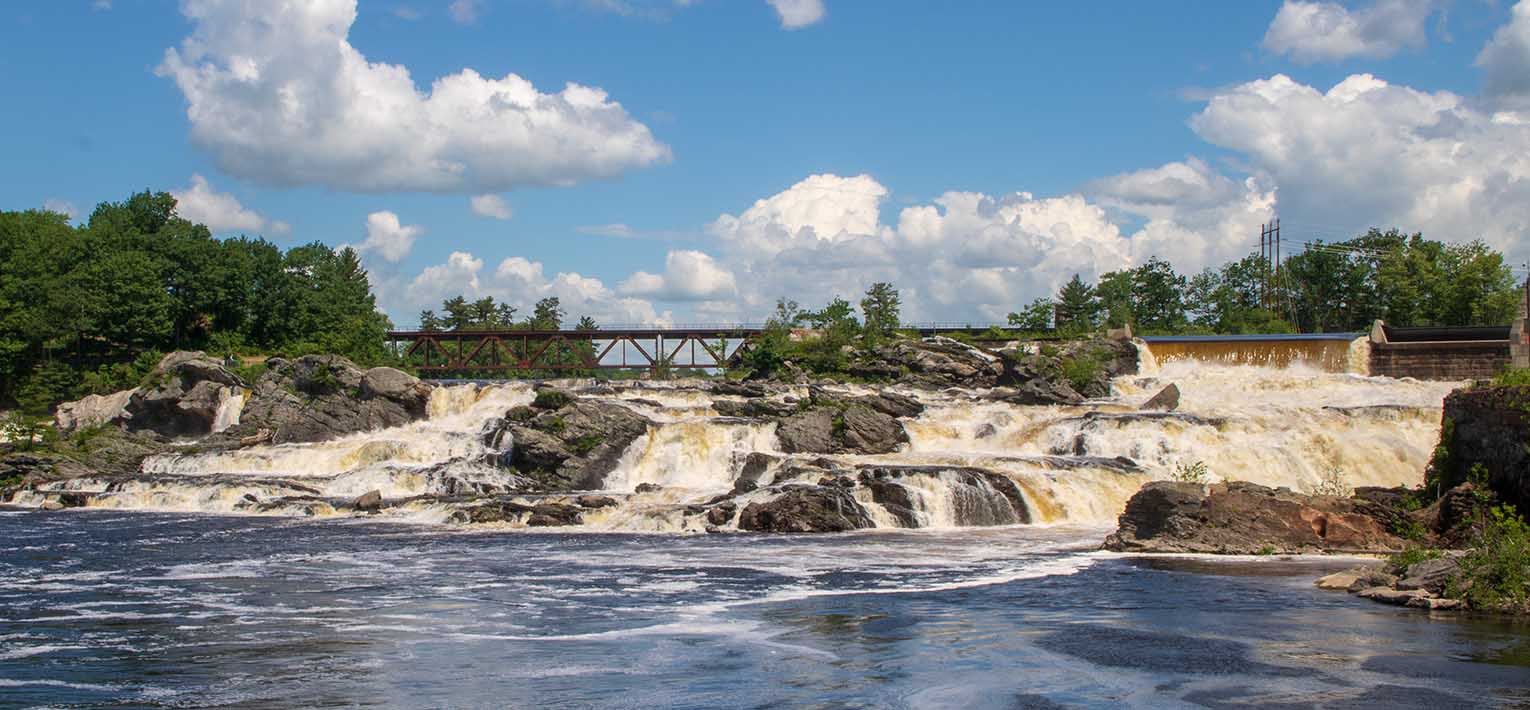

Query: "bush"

xmin=1448 ymin=505 xmax=1530 ymax=613
xmin=1171 ymin=460 xmax=1210 ymax=484
xmin=1494 ymin=367 xmax=1530 ymax=387
xmin=532 ymin=390 xmax=572 ymax=410
xmin=569 ymin=434 xmax=603 ymax=456
xmin=1387 ymin=547 xmax=1442 ymax=574
xmin=1058 ymin=349 xmax=1105 ymax=392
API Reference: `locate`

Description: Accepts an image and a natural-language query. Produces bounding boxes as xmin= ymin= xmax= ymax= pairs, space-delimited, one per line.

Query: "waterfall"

xmin=17 ymin=347 xmax=1459 ymax=532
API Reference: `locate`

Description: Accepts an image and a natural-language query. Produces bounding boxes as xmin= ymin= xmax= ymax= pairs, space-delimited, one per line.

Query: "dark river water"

xmin=1 ymin=507 xmax=1527 ymax=709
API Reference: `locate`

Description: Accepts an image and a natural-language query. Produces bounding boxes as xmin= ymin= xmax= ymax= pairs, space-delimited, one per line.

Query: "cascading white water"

xmin=210 ymin=387 xmax=247 ymax=433
xmin=19 ymin=341 xmax=1461 ymax=532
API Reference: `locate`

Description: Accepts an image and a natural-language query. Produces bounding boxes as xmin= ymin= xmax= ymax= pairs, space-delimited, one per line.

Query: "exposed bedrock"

xmin=488 ymin=391 xmax=653 ymax=491
xmin=1104 ymin=481 xmax=1412 ymax=554
xmin=1435 ymin=385 xmax=1530 ymax=510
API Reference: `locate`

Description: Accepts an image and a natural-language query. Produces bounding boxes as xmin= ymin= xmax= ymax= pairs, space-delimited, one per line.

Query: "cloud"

xmin=395 ymin=251 xmax=669 ymax=326
xmin=1263 ymin=0 xmax=1437 ymax=63
xmin=448 ymin=0 xmax=480 ymax=24
xmin=42 ymin=199 xmax=77 ymax=220
xmin=391 ymin=4 xmax=424 ymax=21
xmin=578 ymin=223 xmax=637 ymax=238
xmin=1478 ymin=0 xmax=1530 ymax=109
xmin=92 ymin=0 xmax=112 ymax=10
xmin=618 ymin=250 xmax=737 ymax=301
xmin=767 ymin=0 xmax=825 ymax=29
xmin=171 ymin=174 xmax=291 ymax=236
xmin=470 ymin=194 xmax=513 ymax=220
xmin=157 ymin=0 xmax=670 ymax=193
xmin=348 ymin=211 xmax=424 ymax=263
xmin=1189 ymin=73 xmax=1530 ymax=262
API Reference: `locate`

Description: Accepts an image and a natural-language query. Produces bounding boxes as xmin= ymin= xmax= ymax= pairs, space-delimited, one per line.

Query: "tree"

xmin=529 ymin=297 xmax=563 ymax=330
xmin=441 ymin=296 xmax=471 ymax=330
xmin=575 ymin=316 xmax=598 ymax=331
xmin=860 ymin=282 xmax=901 ymax=344
xmin=1008 ymin=297 xmax=1054 ymax=331
xmin=419 ymin=310 xmax=442 ymax=332
xmin=1053 ymin=275 xmax=1099 ymax=333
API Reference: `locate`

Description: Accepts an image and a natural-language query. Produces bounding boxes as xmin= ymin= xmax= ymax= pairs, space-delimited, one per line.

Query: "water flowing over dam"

xmin=13 ymin=342 xmax=1459 ymax=532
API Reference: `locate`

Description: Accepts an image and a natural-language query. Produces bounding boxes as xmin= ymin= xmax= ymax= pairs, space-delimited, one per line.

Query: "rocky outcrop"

xmin=737 ymin=484 xmax=875 ymax=533
xmin=847 ymin=337 xmax=1006 ymax=388
xmin=1316 ymin=556 xmax=1467 ymax=611
xmin=774 ymin=401 xmax=908 ymax=455
xmin=491 ymin=395 xmax=652 ymax=491
xmin=222 ymin=356 xmax=432 ymax=445
xmin=1103 ymin=481 xmax=1411 ymax=554
xmin=1140 ymin=384 xmax=1180 ymax=411
xmin=1435 ymin=385 xmax=1530 ymax=510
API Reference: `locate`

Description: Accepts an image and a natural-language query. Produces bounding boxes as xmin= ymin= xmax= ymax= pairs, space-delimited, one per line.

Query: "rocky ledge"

xmin=1314 ymin=556 xmax=1467 ymax=611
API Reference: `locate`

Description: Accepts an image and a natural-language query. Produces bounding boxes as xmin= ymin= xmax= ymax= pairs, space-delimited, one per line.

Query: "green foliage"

xmin=569 ymin=434 xmax=603 ymax=456
xmin=0 ymin=192 xmax=392 ymax=411
xmin=859 ymin=282 xmax=900 ymax=346
xmin=1256 ymin=545 xmax=1277 ymax=556
xmin=1171 ymin=460 xmax=1210 ymax=484
xmin=1495 ymin=368 xmax=1530 ymax=387
xmin=1422 ymin=416 xmax=1457 ymax=500
xmin=302 ymin=364 xmax=342 ymax=395
xmin=1388 ymin=547 xmax=1443 ymax=574
xmin=1054 ymin=275 xmax=1101 ymax=335
xmin=1448 ymin=505 xmax=1530 ymax=613
xmin=1008 ymin=298 xmax=1055 ymax=331
xmin=231 ymin=361 xmax=268 ymax=385
xmin=2 ymin=411 xmax=49 ymax=451
xmin=532 ymin=390 xmax=572 ymax=410
xmin=80 ymin=349 xmax=163 ymax=397
xmin=1058 ymin=349 xmax=1105 ymax=392
xmin=545 ymin=416 xmax=567 ymax=434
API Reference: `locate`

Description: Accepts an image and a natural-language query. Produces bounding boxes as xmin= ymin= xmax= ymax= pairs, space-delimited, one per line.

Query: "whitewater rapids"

xmin=12 ymin=344 xmax=1459 ymax=532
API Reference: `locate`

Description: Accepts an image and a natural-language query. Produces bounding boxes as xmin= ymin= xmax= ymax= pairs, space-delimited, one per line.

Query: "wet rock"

xmin=1140 ymin=383 xmax=1180 ymax=411
xmin=527 ymin=503 xmax=583 ymax=527
xmin=711 ymin=381 xmax=769 ymax=398
xmin=1397 ymin=557 xmax=1460 ymax=595
xmin=498 ymin=398 xmax=652 ymax=491
xmin=711 ymin=398 xmax=797 ymax=419
xmin=776 ymin=409 xmax=837 ymax=454
xmin=705 ymin=501 xmax=737 ymax=526
xmin=839 ymin=404 xmax=906 ymax=454
xmin=1104 ymin=481 xmax=1409 ymax=554
xmin=353 ymin=490 xmax=383 ymax=512
xmin=846 ymin=337 xmax=1005 ymax=388
xmin=634 ymin=482 xmax=663 ymax=494
xmin=1347 ymin=568 xmax=1400 ymax=592
xmin=219 ymin=355 xmax=434 ymax=445
xmin=1316 ymin=569 xmax=1364 ymax=590
xmin=40 ymin=500 xmax=64 ymax=511
xmin=1356 ymin=586 xmax=1433 ymax=606
xmin=731 ymin=452 xmax=777 ymax=495
xmin=852 ymin=391 xmax=924 ymax=419
xmin=987 ymin=379 xmax=1084 ymax=406
xmin=575 ymin=495 xmax=619 ymax=509
xmin=855 ymin=465 xmax=1031 ymax=526
xmin=737 ymin=485 xmax=875 ymax=533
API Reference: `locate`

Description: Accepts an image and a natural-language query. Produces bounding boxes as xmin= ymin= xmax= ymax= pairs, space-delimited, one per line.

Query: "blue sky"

xmin=3 ymin=1 xmax=1527 ymax=325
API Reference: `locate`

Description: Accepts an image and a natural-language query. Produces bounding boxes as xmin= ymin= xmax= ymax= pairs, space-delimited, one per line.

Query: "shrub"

xmin=532 ymin=390 xmax=572 ymax=410
xmin=1494 ymin=367 xmax=1530 ymax=387
xmin=1059 ymin=349 xmax=1106 ymax=392
xmin=1448 ymin=505 xmax=1530 ymax=613
xmin=1388 ymin=547 xmax=1442 ymax=574
xmin=569 ymin=434 xmax=603 ymax=456
xmin=1170 ymin=460 xmax=1210 ymax=484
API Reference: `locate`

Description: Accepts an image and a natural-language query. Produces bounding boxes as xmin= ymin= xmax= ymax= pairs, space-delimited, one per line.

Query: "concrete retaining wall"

xmin=1369 ymin=341 xmax=1510 ymax=380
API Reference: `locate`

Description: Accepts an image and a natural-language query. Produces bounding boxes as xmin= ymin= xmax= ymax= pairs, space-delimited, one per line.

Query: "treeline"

xmin=408 ymin=295 xmax=602 ymax=377
xmin=736 ymin=282 xmax=901 ymax=376
xmin=0 ymin=192 xmax=390 ymax=413
xmin=417 ymin=295 xmax=596 ymax=332
xmin=1010 ymin=230 xmax=1521 ymax=335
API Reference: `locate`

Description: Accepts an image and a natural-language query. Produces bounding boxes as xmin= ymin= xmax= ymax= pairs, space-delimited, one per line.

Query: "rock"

xmin=1316 ymin=570 xmax=1365 ymax=590
xmin=737 ymin=485 xmax=875 ymax=533
xmin=634 ymin=482 xmax=663 ymax=494
xmin=575 ymin=495 xmax=619 ymax=509
xmin=1405 ymin=596 xmax=1464 ymax=610
xmin=838 ymin=404 xmax=906 ymax=455
xmin=353 ymin=490 xmax=383 ymax=512
xmin=1436 ymin=384 xmax=1530 ymax=510
xmin=846 ymin=338 xmax=1005 ymax=388
xmin=987 ymin=379 xmax=1084 ymax=406
xmin=214 ymin=355 xmax=435 ymax=445
xmin=731 ymin=452 xmax=777 ymax=495
xmin=1356 ymin=586 xmax=1433 ymax=606
xmin=711 ymin=381 xmax=769 ymax=398
xmin=853 ymin=391 xmax=924 ymax=419
xmin=1347 ymin=568 xmax=1400 ymax=592
xmin=1140 ymin=384 xmax=1180 ymax=411
xmin=1397 ymin=557 xmax=1460 ymax=595
xmin=705 ymin=502 xmax=737 ymax=527
xmin=55 ymin=389 xmax=134 ymax=433
xmin=40 ymin=500 xmax=65 ymax=511
xmin=1104 ymin=481 xmax=1409 ymax=554
xmin=497 ymin=398 xmax=652 ymax=491
xmin=857 ymin=464 xmax=1031 ymax=526
xmin=527 ymin=503 xmax=583 ymax=527
xmin=776 ymin=409 xmax=837 ymax=454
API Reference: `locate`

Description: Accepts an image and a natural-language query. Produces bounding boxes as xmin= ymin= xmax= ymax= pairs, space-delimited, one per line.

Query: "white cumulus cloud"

xmin=1478 ymin=0 xmax=1530 ymax=109
xmin=767 ymin=0 xmax=825 ymax=29
xmin=396 ymin=251 xmax=669 ymax=326
xmin=171 ymin=174 xmax=290 ymax=236
xmin=1189 ymin=73 xmax=1530 ymax=261
xmin=157 ymin=0 xmax=670 ymax=193
xmin=42 ymin=199 xmax=78 ymax=220
xmin=470 ymin=194 xmax=513 ymax=220
xmin=1263 ymin=0 xmax=1438 ymax=63
xmin=352 ymin=211 xmax=424 ymax=263
xmin=619 ymin=250 xmax=738 ymax=301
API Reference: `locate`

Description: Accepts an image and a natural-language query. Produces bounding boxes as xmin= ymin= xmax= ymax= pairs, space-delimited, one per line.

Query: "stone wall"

xmin=1369 ymin=341 xmax=1511 ymax=381
xmin=1513 ymin=279 xmax=1528 ymax=370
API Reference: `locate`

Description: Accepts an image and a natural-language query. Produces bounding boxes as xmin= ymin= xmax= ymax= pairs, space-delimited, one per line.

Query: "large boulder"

xmin=110 ymin=352 xmax=247 ymax=438
xmin=737 ymin=485 xmax=875 ymax=533
xmin=223 ymin=356 xmax=433 ymax=444
xmin=495 ymin=397 xmax=652 ymax=491
xmin=1436 ymin=385 xmax=1530 ymax=510
xmin=775 ymin=409 xmax=837 ymax=454
xmin=1104 ymin=480 xmax=1410 ymax=554
xmin=773 ymin=402 xmax=908 ymax=455
xmin=848 ymin=337 xmax=1005 ymax=388
xmin=55 ymin=390 xmax=134 ymax=433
